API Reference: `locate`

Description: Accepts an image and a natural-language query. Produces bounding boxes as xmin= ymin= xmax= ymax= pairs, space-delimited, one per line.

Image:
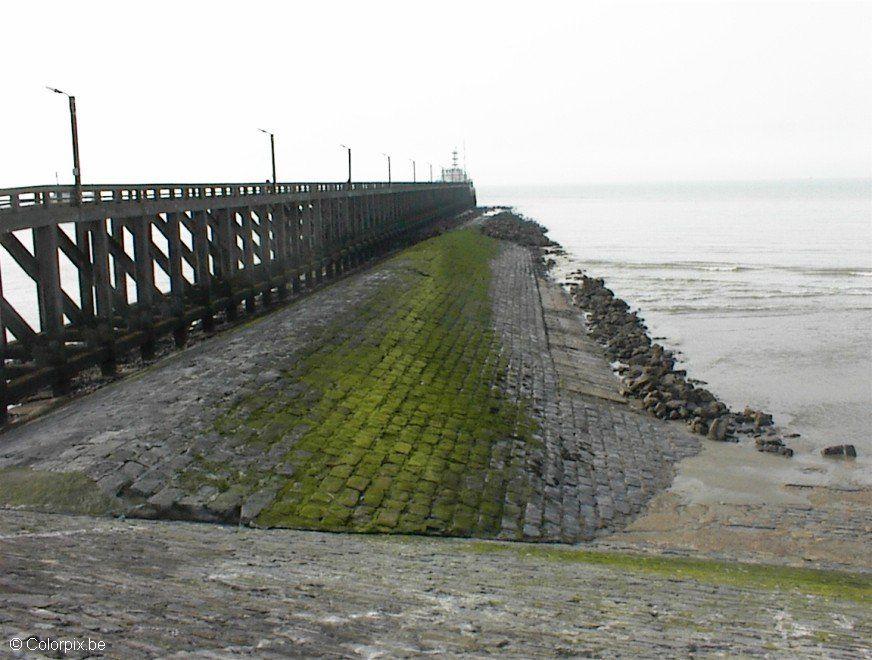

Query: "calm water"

xmin=479 ymin=180 xmax=872 ymax=485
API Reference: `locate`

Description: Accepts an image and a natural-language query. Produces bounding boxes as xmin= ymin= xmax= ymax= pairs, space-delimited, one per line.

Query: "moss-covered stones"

xmin=465 ymin=541 xmax=872 ymax=604
xmin=198 ymin=228 xmax=536 ymax=535
xmin=0 ymin=468 xmax=119 ymax=516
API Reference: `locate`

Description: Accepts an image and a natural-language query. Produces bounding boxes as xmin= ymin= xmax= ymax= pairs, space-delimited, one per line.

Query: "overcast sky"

xmin=1 ymin=1 xmax=870 ymax=187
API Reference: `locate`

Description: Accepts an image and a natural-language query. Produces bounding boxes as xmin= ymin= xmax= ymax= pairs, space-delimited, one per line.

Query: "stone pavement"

xmin=490 ymin=243 xmax=699 ymax=541
xmin=0 ymin=247 xmax=409 ymax=523
xmin=0 ymin=510 xmax=868 ymax=658
xmin=0 ymin=227 xmax=699 ymax=542
xmin=0 ymin=230 xmax=698 ymax=541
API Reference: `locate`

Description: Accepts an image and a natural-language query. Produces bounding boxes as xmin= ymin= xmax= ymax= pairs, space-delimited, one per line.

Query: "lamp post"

xmin=382 ymin=153 xmax=391 ymax=184
xmin=340 ymin=144 xmax=351 ymax=184
xmin=410 ymin=159 xmax=416 ymax=183
xmin=258 ymin=128 xmax=276 ymax=185
xmin=428 ymin=162 xmax=433 ymax=183
xmin=46 ymin=86 xmax=81 ymax=205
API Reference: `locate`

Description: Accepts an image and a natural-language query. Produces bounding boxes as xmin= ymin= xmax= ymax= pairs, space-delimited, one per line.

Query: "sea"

xmin=479 ymin=180 xmax=872 ymax=486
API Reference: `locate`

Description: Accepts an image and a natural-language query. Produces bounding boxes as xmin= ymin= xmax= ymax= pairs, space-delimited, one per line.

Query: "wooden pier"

xmin=0 ymin=180 xmax=476 ymax=420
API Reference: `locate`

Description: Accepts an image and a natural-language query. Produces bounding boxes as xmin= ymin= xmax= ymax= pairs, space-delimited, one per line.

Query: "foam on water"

xmin=481 ymin=180 xmax=872 ymax=486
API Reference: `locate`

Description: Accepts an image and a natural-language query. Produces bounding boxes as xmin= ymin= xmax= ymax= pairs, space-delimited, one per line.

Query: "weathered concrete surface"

xmin=0 ymin=228 xmax=698 ymax=542
xmin=0 ymin=510 xmax=868 ymax=659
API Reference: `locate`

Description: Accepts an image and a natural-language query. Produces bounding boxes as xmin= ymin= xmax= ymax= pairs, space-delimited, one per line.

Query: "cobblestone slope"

xmin=0 ymin=227 xmax=695 ymax=541
xmin=225 ymin=229 xmax=536 ymax=535
xmin=1 ymin=510 xmax=868 ymax=658
xmin=491 ymin=243 xmax=699 ymax=540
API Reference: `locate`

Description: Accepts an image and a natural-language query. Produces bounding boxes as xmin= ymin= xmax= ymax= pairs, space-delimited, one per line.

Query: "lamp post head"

xmin=46 ymin=85 xmax=70 ymax=97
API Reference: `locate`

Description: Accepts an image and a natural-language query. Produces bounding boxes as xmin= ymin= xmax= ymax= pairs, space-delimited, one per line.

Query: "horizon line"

xmin=476 ymin=176 xmax=872 ymax=188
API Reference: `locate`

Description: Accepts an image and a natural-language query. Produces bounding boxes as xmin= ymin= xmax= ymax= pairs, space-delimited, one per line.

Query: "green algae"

xmin=463 ymin=541 xmax=872 ymax=604
xmin=0 ymin=467 xmax=118 ymax=516
xmin=203 ymin=228 xmax=537 ymax=535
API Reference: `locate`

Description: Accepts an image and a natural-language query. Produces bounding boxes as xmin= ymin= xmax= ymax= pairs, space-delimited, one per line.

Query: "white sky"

xmin=1 ymin=0 xmax=870 ymax=187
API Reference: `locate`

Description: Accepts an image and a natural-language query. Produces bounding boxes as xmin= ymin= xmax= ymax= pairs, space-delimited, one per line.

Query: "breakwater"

xmin=481 ymin=184 xmax=872 ymax=475
xmin=483 ymin=211 xmax=798 ymax=457
xmin=569 ymin=275 xmax=797 ymax=455
xmin=0 ymin=212 xmax=699 ymax=541
xmin=0 ymin=181 xmax=475 ymax=421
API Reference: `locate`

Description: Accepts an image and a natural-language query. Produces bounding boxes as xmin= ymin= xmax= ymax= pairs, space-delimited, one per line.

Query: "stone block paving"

xmin=0 ymin=262 xmax=410 ymax=523
xmin=0 ymin=510 xmax=868 ymax=658
xmin=1 ymin=228 xmax=697 ymax=543
xmin=491 ymin=243 xmax=700 ymax=541
xmin=213 ymin=229 xmax=529 ymax=536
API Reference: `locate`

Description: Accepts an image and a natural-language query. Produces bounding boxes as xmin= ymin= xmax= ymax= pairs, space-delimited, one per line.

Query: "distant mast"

xmin=441 ymin=148 xmax=468 ymax=183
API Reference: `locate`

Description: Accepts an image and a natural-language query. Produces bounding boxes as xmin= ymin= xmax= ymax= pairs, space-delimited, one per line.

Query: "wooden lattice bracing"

xmin=0 ymin=181 xmax=476 ymax=419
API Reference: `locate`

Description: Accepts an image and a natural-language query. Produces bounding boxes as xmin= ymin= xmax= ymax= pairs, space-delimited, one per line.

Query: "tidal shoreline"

xmin=478 ymin=182 xmax=871 ymax=483
xmin=483 ymin=210 xmax=800 ymax=458
xmin=484 ymin=209 xmax=871 ymax=569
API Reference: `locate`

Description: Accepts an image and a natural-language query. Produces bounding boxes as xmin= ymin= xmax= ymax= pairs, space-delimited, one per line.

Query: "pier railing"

xmin=0 ymin=181 xmax=413 ymax=215
xmin=0 ymin=180 xmax=476 ymax=420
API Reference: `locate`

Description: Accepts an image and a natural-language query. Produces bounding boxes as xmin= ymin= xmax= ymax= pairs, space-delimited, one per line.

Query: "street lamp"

xmin=339 ymin=144 xmax=351 ymax=184
xmin=428 ymin=162 xmax=433 ymax=183
xmin=46 ymin=86 xmax=81 ymax=205
xmin=382 ymin=153 xmax=391 ymax=184
xmin=410 ymin=159 xmax=416 ymax=183
xmin=257 ymin=128 xmax=277 ymax=185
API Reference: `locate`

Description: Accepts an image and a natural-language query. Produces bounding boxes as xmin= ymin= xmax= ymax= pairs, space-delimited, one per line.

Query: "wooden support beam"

xmin=239 ymin=207 xmax=256 ymax=313
xmin=110 ymin=218 xmax=129 ymax=311
xmin=0 ymin=297 xmax=38 ymax=346
xmin=252 ymin=207 xmax=272 ymax=306
xmin=32 ymin=226 xmax=65 ymax=337
xmin=89 ymin=218 xmax=116 ymax=375
xmin=32 ymin=224 xmax=70 ymax=394
xmin=310 ymin=200 xmax=324 ymax=282
xmin=216 ymin=207 xmax=238 ymax=321
xmin=271 ymin=202 xmax=288 ymax=299
xmin=154 ymin=212 xmax=198 ymax=275
xmin=286 ymin=203 xmax=301 ymax=292
xmin=199 ymin=211 xmax=226 ymax=276
xmin=190 ymin=210 xmax=214 ymax=330
xmin=0 ymin=231 xmax=83 ymax=327
xmin=131 ymin=215 xmax=156 ymax=359
xmin=74 ymin=223 xmax=95 ymax=320
xmin=0 ymin=264 xmax=7 ymax=422
xmin=165 ymin=212 xmax=187 ymax=346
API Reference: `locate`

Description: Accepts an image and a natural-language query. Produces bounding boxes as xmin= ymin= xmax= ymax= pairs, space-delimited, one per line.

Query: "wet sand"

xmin=546 ymin=254 xmax=871 ymax=570
xmin=601 ymin=431 xmax=871 ymax=570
